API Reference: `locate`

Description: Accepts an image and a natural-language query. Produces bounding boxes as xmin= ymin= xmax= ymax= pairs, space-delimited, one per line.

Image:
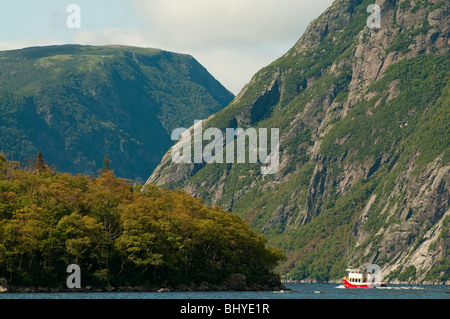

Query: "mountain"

xmin=0 ymin=45 xmax=234 ymax=181
xmin=146 ymin=0 xmax=449 ymax=283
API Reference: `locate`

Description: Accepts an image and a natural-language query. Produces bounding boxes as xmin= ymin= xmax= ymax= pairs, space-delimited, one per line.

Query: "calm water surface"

xmin=1 ymin=283 xmax=448 ymax=299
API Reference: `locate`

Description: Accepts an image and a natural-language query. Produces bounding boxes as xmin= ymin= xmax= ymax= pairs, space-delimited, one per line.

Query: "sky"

xmin=0 ymin=0 xmax=334 ymax=94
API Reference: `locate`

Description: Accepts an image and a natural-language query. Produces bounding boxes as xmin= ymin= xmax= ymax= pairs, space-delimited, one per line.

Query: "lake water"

xmin=1 ymin=283 xmax=448 ymax=299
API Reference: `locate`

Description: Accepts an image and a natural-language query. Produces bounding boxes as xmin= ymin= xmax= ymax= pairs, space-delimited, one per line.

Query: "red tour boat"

xmin=343 ymin=267 xmax=384 ymax=288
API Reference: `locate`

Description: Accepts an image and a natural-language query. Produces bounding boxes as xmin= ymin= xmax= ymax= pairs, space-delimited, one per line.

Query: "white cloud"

xmin=134 ymin=0 xmax=332 ymax=48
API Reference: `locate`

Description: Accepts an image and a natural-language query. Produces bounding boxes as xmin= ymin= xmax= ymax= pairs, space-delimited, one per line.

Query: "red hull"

xmin=343 ymin=279 xmax=372 ymax=289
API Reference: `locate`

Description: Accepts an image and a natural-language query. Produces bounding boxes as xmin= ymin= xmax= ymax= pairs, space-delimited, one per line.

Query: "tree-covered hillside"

xmin=0 ymin=45 xmax=234 ymax=181
xmin=0 ymin=153 xmax=284 ymax=290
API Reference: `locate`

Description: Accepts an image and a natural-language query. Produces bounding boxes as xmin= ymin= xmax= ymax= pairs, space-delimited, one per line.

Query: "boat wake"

xmin=377 ymin=286 xmax=424 ymax=290
xmin=273 ymin=290 xmax=291 ymax=294
xmin=334 ymin=285 xmax=424 ymax=290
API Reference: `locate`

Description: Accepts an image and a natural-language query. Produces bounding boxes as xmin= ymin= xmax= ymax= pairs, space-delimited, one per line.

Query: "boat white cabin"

xmin=342 ymin=267 xmax=385 ymax=288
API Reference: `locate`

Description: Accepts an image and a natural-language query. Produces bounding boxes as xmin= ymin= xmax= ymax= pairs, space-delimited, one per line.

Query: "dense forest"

xmin=0 ymin=45 xmax=234 ymax=181
xmin=0 ymin=152 xmax=284 ymax=290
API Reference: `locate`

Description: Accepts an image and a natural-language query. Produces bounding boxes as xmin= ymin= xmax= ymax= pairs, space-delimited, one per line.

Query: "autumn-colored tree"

xmin=0 ymin=156 xmax=285 ymax=288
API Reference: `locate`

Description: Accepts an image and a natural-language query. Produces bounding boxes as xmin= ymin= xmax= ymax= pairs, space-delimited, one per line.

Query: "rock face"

xmin=146 ymin=0 xmax=449 ymax=283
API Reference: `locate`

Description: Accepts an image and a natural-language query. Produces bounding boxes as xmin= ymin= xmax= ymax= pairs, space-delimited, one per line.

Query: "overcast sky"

xmin=0 ymin=0 xmax=334 ymax=94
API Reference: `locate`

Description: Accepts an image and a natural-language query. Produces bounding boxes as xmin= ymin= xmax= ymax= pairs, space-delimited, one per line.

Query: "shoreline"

xmin=2 ymin=280 xmax=448 ymax=294
xmin=0 ymin=273 xmax=289 ymax=294
xmin=1 ymin=284 xmax=289 ymax=294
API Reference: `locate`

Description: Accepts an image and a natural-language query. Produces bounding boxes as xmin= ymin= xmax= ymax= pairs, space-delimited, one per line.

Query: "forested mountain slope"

xmin=147 ymin=0 xmax=449 ymax=283
xmin=0 ymin=45 xmax=234 ymax=181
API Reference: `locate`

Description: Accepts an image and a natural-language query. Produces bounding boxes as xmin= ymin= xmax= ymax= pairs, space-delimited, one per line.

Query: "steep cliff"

xmin=146 ymin=0 xmax=449 ymax=283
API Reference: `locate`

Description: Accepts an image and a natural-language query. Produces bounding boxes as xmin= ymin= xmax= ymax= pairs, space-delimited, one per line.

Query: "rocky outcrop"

xmin=367 ymin=159 xmax=449 ymax=283
xmin=0 ymin=278 xmax=8 ymax=293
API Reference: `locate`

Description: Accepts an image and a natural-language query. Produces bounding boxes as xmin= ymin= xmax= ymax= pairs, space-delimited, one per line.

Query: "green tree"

xmin=34 ymin=152 xmax=48 ymax=173
xmin=103 ymin=155 xmax=111 ymax=172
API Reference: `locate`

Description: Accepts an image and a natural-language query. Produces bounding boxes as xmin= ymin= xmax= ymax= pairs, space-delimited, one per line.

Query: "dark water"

xmin=0 ymin=283 xmax=448 ymax=299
